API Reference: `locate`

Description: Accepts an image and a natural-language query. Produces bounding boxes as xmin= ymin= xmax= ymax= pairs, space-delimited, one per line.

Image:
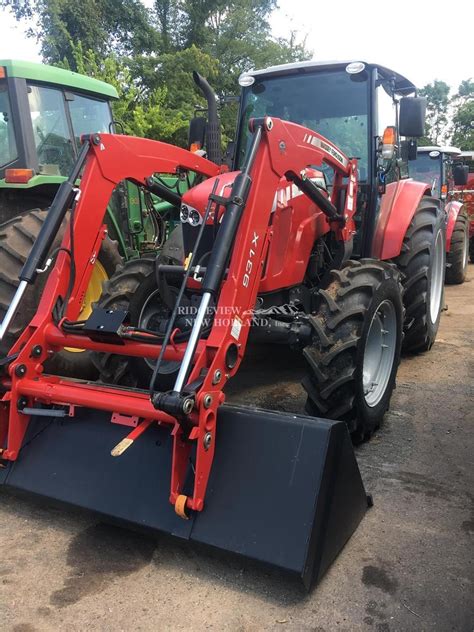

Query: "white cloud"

xmin=0 ymin=9 xmax=41 ymax=62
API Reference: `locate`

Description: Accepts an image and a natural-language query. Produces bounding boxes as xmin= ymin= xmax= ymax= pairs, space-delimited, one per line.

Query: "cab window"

xmin=28 ymin=84 xmax=74 ymax=176
xmin=376 ymin=82 xmax=396 ymax=135
xmin=68 ymin=94 xmax=112 ymax=150
xmin=0 ymin=82 xmax=18 ymax=168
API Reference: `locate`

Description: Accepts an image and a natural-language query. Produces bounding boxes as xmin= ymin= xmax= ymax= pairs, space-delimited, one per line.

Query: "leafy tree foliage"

xmin=450 ymin=79 xmax=474 ymax=150
xmin=419 ymin=80 xmax=450 ymax=145
xmin=2 ymin=0 xmax=312 ymax=144
xmin=418 ymin=78 xmax=473 ymax=149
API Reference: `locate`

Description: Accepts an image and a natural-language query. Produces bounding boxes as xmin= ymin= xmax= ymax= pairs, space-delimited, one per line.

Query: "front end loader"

xmin=0 ymin=60 xmax=433 ymax=587
xmin=0 ymin=122 xmax=370 ymax=588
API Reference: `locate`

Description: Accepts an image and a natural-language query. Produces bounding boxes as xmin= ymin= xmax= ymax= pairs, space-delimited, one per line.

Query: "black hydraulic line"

xmin=286 ymin=171 xmax=345 ymax=224
xmin=193 ymin=71 xmax=222 ymax=165
xmin=201 ymin=125 xmax=263 ymax=295
xmin=144 ymin=176 xmax=182 ymax=207
xmin=20 ymin=139 xmax=91 ymax=284
xmin=148 ymin=178 xmax=220 ymax=398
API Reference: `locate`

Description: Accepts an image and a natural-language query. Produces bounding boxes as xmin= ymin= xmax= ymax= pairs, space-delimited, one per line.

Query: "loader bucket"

xmin=0 ymin=405 xmax=369 ymax=589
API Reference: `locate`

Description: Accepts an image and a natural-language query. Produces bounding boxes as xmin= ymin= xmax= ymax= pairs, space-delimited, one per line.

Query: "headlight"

xmin=188 ymin=209 xmax=202 ymax=226
xmin=180 ymin=204 xmax=189 ymax=222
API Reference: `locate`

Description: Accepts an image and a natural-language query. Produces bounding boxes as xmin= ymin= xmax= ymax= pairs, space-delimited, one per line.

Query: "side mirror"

xmin=188 ymin=116 xmax=206 ymax=151
xmin=453 ymin=164 xmax=469 ymax=186
xmin=399 ymin=97 xmax=427 ymax=138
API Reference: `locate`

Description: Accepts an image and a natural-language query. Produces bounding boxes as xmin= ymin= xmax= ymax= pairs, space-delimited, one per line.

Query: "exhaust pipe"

xmin=193 ymin=71 xmax=222 ymax=165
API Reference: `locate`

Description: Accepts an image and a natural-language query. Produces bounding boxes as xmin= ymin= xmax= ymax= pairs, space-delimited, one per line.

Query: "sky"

xmin=0 ymin=0 xmax=472 ymax=93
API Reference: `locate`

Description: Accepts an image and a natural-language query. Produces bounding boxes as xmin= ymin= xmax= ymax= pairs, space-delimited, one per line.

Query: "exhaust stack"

xmin=193 ymin=71 xmax=222 ymax=164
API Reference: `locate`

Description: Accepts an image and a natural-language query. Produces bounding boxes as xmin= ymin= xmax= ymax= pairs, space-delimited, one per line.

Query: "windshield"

xmin=69 ymin=94 xmax=112 ymax=151
xmin=410 ymin=153 xmax=442 ymax=197
xmin=237 ymin=70 xmax=369 ymax=179
xmin=0 ymin=82 xmax=18 ymax=168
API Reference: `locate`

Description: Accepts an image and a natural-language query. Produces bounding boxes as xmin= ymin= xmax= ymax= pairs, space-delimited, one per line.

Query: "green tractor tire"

xmin=0 ymin=209 xmax=121 ymax=378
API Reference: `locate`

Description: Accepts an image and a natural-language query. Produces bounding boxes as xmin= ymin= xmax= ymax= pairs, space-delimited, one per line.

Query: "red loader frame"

xmin=0 ymin=119 xmax=357 ymax=516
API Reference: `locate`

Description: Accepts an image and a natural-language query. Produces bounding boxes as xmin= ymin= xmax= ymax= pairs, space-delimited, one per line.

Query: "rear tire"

xmin=392 ymin=197 xmax=445 ymax=353
xmin=446 ymin=210 xmax=469 ymax=284
xmin=302 ymin=260 xmax=403 ymax=443
xmin=0 ymin=209 xmax=121 ymax=378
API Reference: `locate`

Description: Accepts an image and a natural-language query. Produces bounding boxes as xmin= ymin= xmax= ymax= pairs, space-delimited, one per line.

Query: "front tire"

xmin=92 ymin=257 xmax=181 ymax=389
xmin=446 ymin=210 xmax=469 ymax=284
xmin=392 ymin=197 xmax=445 ymax=353
xmin=302 ymin=260 xmax=403 ymax=443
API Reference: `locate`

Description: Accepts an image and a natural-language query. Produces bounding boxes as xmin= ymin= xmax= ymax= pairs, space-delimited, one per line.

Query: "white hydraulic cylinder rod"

xmin=0 ymin=280 xmax=28 ymax=342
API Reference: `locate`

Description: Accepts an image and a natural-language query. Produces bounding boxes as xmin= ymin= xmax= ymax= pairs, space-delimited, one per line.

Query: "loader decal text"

xmin=243 ymin=231 xmax=259 ymax=288
xmin=303 ymin=133 xmax=348 ymax=168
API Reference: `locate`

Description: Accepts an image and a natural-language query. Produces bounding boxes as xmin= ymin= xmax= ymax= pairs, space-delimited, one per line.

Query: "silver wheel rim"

xmin=139 ymin=289 xmax=180 ymax=374
xmin=430 ymin=230 xmax=444 ymax=324
xmin=363 ymin=299 xmax=397 ymax=407
xmin=462 ymin=226 xmax=469 ymax=270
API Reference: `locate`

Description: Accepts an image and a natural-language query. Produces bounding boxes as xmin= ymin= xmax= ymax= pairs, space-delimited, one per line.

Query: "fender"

xmin=445 ymin=200 xmax=464 ymax=251
xmin=372 ymin=179 xmax=432 ymax=260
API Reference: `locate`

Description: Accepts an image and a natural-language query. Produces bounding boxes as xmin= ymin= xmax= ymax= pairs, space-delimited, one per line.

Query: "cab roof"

xmin=244 ymin=60 xmax=417 ymax=95
xmin=0 ymin=59 xmax=118 ymax=100
xmin=418 ymin=146 xmax=462 ymax=156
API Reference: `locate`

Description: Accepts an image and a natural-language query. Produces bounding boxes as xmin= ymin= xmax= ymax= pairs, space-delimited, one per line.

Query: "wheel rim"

xmin=363 ymin=299 xmax=397 ymax=407
xmin=65 ymin=260 xmax=108 ymax=353
xmin=139 ymin=289 xmax=181 ymax=375
xmin=429 ymin=230 xmax=444 ymax=324
xmin=462 ymin=226 xmax=469 ymax=270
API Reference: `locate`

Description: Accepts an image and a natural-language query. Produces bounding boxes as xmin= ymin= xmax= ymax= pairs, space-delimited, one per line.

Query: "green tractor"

xmin=0 ymin=59 xmax=177 ymax=375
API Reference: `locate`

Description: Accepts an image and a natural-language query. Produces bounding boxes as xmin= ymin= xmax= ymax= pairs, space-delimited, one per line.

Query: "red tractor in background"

xmin=0 ymin=61 xmax=441 ymax=588
xmin=452 ymin=150 xmax=474 ymax=263
xmin=410 ymin=145 xmax=469 ymax=283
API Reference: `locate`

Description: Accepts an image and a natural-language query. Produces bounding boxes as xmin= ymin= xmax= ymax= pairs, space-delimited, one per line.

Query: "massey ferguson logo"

xmin=243 ymin=232 xmax=259 ymax=287
xmin=303 ymin=133 xmax=348 ymax=168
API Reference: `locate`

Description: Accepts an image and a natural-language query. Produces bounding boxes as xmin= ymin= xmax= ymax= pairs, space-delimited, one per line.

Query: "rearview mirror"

xmin=453 ymin=164 xmax=469 ymax=186
xmin=399 ymin=97 xmax=427 ymax=138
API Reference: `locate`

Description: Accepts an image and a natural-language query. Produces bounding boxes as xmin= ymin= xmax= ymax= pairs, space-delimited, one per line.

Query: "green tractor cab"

xmin=0 ymin=59 xmax=118 ymax=216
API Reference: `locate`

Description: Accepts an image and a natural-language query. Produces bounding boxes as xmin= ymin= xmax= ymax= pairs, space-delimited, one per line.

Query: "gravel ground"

xmin=0 ymin=268 xmax=472 ymax=632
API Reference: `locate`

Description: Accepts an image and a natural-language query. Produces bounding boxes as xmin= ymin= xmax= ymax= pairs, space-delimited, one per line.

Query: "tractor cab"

xmin=410 ymin=146 xmax=462 ymax=199
xmin=233 ymin=60 xmax=426 ymax=256
xmin=0 ymin=60 xmax=116 ymax=191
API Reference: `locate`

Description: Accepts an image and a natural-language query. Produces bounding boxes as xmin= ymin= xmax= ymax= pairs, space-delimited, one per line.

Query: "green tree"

xmin=62 ymin=41 xmax=217 ymax=146
xmin=450 ymin=78 xmax=474 ymax=150
xmin=419 ymin=80 xmax=450 ymax=145
xmin=3 ymin=0 xmax=312 ymax=145
xmin=1 ymin=0 xmax=159 ymax=67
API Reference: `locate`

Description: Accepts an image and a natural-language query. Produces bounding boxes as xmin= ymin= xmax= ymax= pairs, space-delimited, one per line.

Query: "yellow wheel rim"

xmin=65 ymin=260 xmax=108 ymax=353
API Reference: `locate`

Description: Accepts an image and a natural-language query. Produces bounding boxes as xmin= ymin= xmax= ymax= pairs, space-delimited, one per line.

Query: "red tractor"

xmin=0 ymin=61 xmax=439 ymax=588
xmin=452 ymin=150 xmax=474 ymax=263
xmin=410 ymin=145 xmax=470 ymax=284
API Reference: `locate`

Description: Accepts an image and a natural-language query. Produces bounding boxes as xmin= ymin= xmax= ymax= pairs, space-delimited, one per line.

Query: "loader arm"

xmin=0 ymin=120 xmax=357 ymax=516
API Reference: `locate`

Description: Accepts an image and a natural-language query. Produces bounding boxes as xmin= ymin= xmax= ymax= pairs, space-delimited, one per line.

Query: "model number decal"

xmin=242 ymin=232 xmax=259 ymax=287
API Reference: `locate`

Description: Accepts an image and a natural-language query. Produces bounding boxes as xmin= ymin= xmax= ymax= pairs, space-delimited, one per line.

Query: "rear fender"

xmin=445 ymin=200 xmax=464 ymax=251
xmin=372 ymin=180 xmax=432 ymax=260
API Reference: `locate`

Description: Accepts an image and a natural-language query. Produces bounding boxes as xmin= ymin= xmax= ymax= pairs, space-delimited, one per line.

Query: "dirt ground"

xmin=0 ymin=268 xmax=473 ymax=632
